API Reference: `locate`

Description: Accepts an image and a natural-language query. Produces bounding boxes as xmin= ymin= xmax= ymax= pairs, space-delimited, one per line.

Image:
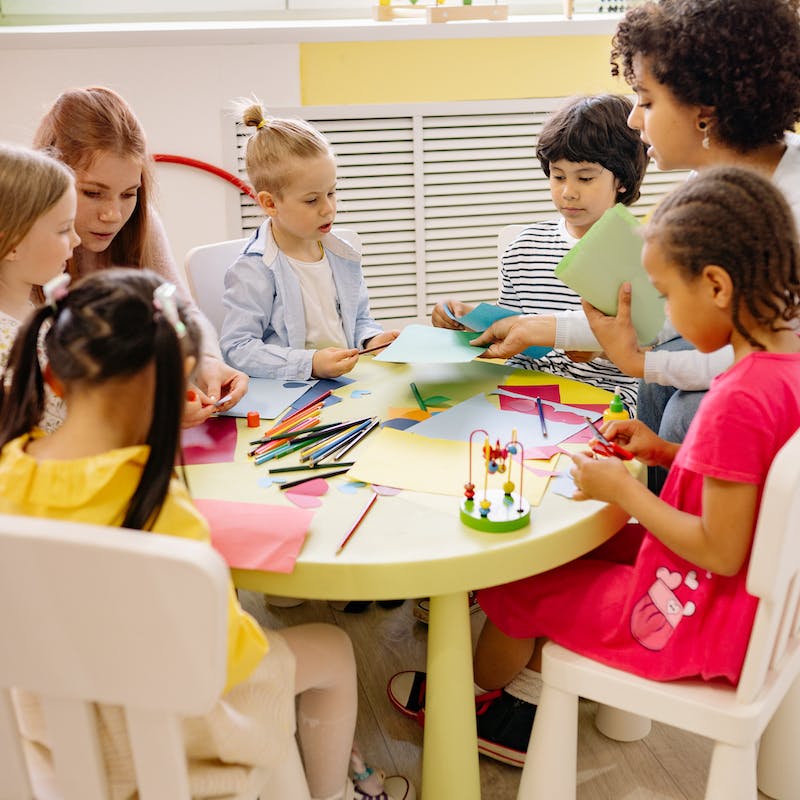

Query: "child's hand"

xmin=431 ymin=299 xmax=474 ymax=330
xmin=568 ymin=450 xmax=633 ymax=502
xmin=182 ymin=387 xmax=215 ymax=428
xmin=601 ymin=419 xmax=679 ymax=468
xmin=361 ymin=330 xmax=399 ymax=353
xmin=312 ymin=347 xmax=360 ymax=378
xmin=582 ymin=284 xmax=646 ymax=378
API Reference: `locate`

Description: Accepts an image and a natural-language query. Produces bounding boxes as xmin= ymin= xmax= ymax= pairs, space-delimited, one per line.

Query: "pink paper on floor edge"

xmin=195 ymin=498 xmax=312 ymax=573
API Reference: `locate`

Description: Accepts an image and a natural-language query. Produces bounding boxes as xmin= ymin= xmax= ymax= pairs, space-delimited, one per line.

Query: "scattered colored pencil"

xmin=279 ymin=467 xmax=351 ymax=491
xmin=332 ymin=417 xmax=380 ymax=461
xmin=278 ymin=389 xmax=332 ymax=424
xmin=536 ymin=396 xmax=548 ymax=438
xmin=336 ymin=492 xmax=378 ymax=555
xmin=269 ymin=461 xmax=354 ymax=474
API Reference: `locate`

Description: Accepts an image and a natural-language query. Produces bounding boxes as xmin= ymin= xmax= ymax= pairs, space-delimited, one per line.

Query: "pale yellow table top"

xmin=186 ymin=357 xmax=636 ymax=600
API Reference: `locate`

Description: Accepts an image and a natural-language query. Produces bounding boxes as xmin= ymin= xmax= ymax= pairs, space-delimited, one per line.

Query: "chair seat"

xmin=541 ymin=642 xmax=800 ymax=746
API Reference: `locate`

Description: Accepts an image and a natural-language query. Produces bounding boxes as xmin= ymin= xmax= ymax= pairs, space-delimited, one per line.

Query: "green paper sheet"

xmin=554 ymin=204 xmax=665 ymax=345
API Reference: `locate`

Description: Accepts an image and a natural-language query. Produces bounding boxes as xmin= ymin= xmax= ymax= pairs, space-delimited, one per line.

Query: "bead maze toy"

xmin=373 ymin=1 xmax=509 ymax=23
xmin=461 ymin=429 xmax=531 ymax=532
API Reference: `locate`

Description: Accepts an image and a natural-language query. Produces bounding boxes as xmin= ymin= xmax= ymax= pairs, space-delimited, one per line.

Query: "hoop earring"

xmin=699 ymin=121 xmax=711 ymax=150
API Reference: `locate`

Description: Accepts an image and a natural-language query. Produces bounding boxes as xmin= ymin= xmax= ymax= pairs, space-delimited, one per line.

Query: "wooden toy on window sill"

xmin=373 ymin=1 xmax=509 ymax=23
xmin=460 ymin=429 xmax=531 ymax=532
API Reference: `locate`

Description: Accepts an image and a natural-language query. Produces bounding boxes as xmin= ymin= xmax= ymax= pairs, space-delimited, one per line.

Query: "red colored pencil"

xmin=336 ymin=492 xmax=378 ymax=555
xmin=278 ymin=389 xmax=332 ymax=425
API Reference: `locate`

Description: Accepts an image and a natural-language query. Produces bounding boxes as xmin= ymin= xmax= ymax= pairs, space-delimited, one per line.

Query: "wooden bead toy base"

xmin=460 ymin=489 xmax=531 ymax=533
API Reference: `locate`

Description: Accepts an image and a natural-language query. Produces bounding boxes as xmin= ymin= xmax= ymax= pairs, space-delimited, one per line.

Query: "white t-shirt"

xmin=287 ymin=252 xmax=348 ymax=350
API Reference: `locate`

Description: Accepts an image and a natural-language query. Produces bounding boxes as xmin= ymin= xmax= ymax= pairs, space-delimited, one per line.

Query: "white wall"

xmin=0 ymin=39 xmax=300 ymax=278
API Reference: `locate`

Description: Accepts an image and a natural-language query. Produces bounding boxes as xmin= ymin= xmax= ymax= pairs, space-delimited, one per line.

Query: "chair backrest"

xmin=737 ymin=426 xmax=800 ymax=702
xmin=497 ymin=224 xmax=527 ymax=262
xmin=0 ymin=513 xmax=229 ymax=800
xmin=185 ymin=228 xmax=362 ymax=336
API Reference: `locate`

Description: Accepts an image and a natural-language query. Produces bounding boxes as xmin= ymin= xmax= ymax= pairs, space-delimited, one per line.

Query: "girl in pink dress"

xmin=389 ymin=166 xmax=800 ymax=767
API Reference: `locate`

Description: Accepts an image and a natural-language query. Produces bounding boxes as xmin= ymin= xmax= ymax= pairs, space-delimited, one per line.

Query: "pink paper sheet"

xmin=181 ymin=416 xmax=238 ymax=465
xmin=194 ymin=498 xmax=312 ymax=573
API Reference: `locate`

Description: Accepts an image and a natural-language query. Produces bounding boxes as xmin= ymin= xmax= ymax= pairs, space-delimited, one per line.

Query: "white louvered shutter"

xmin=235 ymin=99 xmax=690 ymax=326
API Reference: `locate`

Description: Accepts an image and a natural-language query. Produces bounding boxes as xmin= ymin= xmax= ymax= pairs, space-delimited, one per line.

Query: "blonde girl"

xmin=220 ymin=100 xmax=397 ymax=381
xmin=0 ymin=143 xmax=79 ymax=432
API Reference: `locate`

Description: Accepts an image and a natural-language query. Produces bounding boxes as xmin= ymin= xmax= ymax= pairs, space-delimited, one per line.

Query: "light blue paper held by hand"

xmin=443 ymin=303 xmax=552 ymax=360
xmin=374 ymin=324 xmax=486 ymax=364
xmin=220 ymin=377 xmax=318 ymax=420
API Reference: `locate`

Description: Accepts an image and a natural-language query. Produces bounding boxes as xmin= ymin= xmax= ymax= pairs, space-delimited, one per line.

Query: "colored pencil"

xmin=253 ymin=436 xmax=328 ymax=465
xmin=332 ymin=417 xmax=380 ymax=461
xmin=336 ymin=492 xmax=378 ymax=555
xmin=269 ymin=461 xmax=355 ymax=474
xmin=279 ymin=467 xmax=351 ymax=491
xmin=299 ymin=421 xmax=365 ymax=462
xmin=358 ymin=342 xmax=386 ymax=355
xmin=250 ymin=418 xmax=371 ymax=446
xmin=536 ymin=396 xmax=548 ymax=438
xmin=278 ymin=389 xmax=332 ymax=424
xmin=306 ymin=419 xmax=374 ymax=464
xmin=410 ymin=382 xmax=427 ymax=412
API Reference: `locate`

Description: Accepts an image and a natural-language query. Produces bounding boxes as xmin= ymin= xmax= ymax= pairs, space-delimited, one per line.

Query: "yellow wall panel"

xmin=300 ymin=36 xmax=625 ymax=106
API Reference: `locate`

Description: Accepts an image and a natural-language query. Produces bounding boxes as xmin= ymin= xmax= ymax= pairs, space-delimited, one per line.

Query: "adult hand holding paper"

xmin=553 ymin=204 xmax=665 ymax=345
xmin=582 ymin=283 xmax=648 ymax=378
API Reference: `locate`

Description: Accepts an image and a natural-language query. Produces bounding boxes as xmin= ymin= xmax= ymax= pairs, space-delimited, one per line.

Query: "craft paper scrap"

xmin=290 ymin=376 xmax=355 ymax=411
xmin=408 ymin=392 xmax=587 ymax=449
xmin=374 ymin=324 xmax=486 ymax=363
xmin=450 ymin=303 xmax=552 ymax=360
xmin=195 ymin=498 xmax=312 ymax=573
xmin=502 ymin=373 xmax=614 ymax=407
xmin=220 ymin=378 xmax=318 ymax=421
xmin=181 ymin=416 xmax=238 ymax=465
xmin=348 ymin=426 xmax=552 ymax=506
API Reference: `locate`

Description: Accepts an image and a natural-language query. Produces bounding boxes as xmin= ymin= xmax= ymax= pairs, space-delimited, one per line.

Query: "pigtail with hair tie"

xmin=42 ymin=273 xmax=71 ymax=312
xmin=152 ymin=282 xmax=186 ymax=339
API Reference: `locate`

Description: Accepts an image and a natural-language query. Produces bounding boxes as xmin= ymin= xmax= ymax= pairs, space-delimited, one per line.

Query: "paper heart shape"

xmin=682 ymin=601 xmax=696 ymax=616
xmin=684 ymin=570 xmax=699 ymax=590
xmin=257 ymin=476 xmax=286 ymax=489
xmin=338 ymin=480 xmax=367 ymax=494
xmin=656 ymin=567 xmax=682 ymax=590
xmin=350 ymin=389 xmax=371 ymax=398
xmin=285 ymin=492 xmax=323 ymax=509
xmin=283 ymin=381 xmax=309 ymax=388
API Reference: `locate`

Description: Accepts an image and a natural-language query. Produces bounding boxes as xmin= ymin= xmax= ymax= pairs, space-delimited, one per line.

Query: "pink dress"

xmin=478 ymin=352 xmax=800 ymax=685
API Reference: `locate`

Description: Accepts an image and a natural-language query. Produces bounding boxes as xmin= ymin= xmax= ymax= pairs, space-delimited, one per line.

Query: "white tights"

xmin=281 ymin=623 xmax=358 ymax=800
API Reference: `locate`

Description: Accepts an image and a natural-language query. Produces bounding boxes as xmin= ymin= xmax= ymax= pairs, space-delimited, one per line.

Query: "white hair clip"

xmin=153 ymin=282 xmax=187 ymax=339
xmin=43 ymin=273 xmax=71 ymax=310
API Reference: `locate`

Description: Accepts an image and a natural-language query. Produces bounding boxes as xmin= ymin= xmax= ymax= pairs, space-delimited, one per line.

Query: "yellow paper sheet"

xmin=348 ymin=427 xmax=554 ymax=506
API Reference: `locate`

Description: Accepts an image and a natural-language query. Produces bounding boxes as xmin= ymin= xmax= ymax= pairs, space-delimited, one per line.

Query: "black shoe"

xmin=376 ymin=599 xmax=405 ymax=609
xmin=330 ymin=600 xmax=372 ymax=613
xmin=475 ymin=689 xmax=535 ymax=767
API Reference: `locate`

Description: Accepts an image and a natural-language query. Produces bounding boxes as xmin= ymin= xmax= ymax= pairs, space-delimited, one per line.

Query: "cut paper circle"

xmin=339 ymin=481 xmax=367 ymax=494
xmin=285 ymin=492 xmax=323 ymax=509
xmin=371 ymin=484 xmax=401 ymax=496
xmin=257 ymin=476 xmax=286 ymax=489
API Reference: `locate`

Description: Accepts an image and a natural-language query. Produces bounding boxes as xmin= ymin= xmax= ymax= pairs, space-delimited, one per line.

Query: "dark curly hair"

xmin=645 ymin=167 xmax=800 ymax=350
xmin=536 ymin=94 xmax=649 ymax=205
xmin=611 ymin=0 xmax=800 ymax=151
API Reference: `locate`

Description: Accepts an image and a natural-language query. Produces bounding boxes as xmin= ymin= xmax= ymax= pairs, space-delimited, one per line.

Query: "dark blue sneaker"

xmin=387 ymin=670 xmax=535 ymax=767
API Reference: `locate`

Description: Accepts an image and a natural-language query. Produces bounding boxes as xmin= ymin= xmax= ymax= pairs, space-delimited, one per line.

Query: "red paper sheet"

xmin=181 ymin=416 xmax=238 ymax=465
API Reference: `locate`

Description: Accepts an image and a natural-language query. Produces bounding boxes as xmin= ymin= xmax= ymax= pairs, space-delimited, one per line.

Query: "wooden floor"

xmin=240 ymin=592 xmax=770 ymax=800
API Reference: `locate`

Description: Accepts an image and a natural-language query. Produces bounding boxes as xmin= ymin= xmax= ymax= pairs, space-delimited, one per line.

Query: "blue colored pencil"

xmin=535 ymin=396 xmax=548 ymax=438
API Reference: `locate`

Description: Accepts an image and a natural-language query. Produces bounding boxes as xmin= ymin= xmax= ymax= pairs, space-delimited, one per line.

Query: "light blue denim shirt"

xmin=220 ymin=219 xmax=384 ymax=380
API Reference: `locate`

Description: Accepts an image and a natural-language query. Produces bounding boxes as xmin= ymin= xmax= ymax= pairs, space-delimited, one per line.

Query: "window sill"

xmin=0 ymin=14 xmax=619 ymax=49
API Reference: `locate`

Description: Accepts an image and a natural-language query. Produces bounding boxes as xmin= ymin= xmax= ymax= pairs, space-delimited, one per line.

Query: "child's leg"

xmin=474 ymin=617 xmax=537 ymax=690
xmin=281 ymin=623 xmax=357 ymax=800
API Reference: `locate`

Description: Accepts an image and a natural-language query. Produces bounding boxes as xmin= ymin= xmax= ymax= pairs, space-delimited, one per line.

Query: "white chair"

xmin=185 ymin=228 xmax=361 ymax=335
xmin=519 ymin=426 xmax=800 ymax=800
xmin=497 ymin=223 xmax=527 ymax=263
xmin=0 ymin=513 xmax=308 ymax=800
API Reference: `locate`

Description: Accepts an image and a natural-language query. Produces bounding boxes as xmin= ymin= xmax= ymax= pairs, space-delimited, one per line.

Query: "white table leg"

xmin=422 ymin=591 xmax=481 ymax=799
